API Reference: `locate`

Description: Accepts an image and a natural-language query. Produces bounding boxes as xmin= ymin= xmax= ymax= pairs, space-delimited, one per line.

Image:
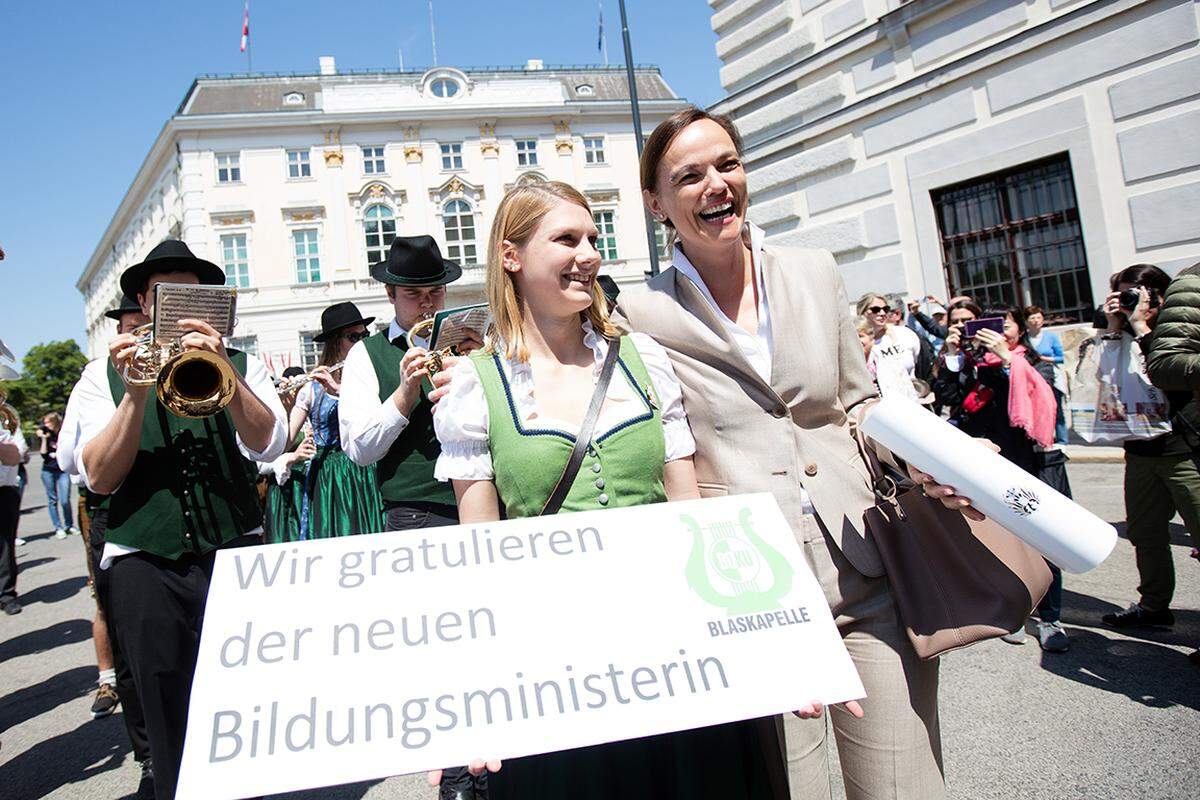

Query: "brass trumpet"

xmin=123 ymin=323 xmax=237 ymax=418
xmin=276 ymin=362 xmax=345 ymax=396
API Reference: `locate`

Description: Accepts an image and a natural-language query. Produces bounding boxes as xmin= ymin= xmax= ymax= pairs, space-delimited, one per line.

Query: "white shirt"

xmin=434 ymin=321 xmax=696 ymax=481
xmin=868 ymin=325 xmax=922 ymax=400
xmin=56 ymin=358 xmax=96 ymax=476
xmin=671 ymin=222 xmax=772 ymax=382
xmin=68 ymin=355 xmax=288 ymax=568
xmin=0 ymin=428 xmax=27 ymax=488
xmin=339 ymin=318 xmax=429 ymax=466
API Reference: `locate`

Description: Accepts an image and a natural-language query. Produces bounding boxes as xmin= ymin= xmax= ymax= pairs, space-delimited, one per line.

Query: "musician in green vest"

xmin=339 ymin=235 xmax=479 ymax=531
xmin=73 ymin=240 xmax=288 ymax=800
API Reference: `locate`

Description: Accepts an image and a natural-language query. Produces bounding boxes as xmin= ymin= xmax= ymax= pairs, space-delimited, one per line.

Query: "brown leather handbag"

xmin=856 ymin=430 xmax=1053 ymax=659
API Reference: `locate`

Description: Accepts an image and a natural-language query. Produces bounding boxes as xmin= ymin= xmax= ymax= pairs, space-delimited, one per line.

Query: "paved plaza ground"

xmin=0 ymin=455 xmax=1196 ymax=799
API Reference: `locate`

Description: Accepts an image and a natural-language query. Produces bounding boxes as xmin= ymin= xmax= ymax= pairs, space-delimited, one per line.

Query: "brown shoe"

xmin=90 ymin=683 xmax=120 ymax=719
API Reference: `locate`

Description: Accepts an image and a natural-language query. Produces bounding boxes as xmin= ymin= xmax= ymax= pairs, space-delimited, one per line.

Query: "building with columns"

xmin=710 ymin=0 xmax=1200 ymax=322
xmin=78 ymin=58 xmax=686 ymax=366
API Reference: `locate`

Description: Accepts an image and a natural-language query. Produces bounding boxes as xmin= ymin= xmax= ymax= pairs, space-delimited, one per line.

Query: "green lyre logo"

xmin=683 ymin=507 xmax=794 ymax=615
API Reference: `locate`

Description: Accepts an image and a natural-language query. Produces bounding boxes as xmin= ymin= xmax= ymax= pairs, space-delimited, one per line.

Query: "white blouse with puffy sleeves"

xmin=434 ymin=320 xmax=696 ymax=482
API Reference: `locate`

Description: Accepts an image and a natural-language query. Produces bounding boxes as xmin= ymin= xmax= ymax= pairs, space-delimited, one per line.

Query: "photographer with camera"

xmin=1102 ymin=264 xmax=1200 ymax=642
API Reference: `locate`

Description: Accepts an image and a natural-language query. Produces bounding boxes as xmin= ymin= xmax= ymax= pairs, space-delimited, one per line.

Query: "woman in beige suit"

xmin=617 ymin=107 xmax=978 ymax=800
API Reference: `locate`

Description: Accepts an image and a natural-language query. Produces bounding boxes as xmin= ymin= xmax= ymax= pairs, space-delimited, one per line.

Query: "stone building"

xmin=710 ymin=0 xmax=1200 ymax=321
xmin=78 ymin=58 xmax=685 ymax=365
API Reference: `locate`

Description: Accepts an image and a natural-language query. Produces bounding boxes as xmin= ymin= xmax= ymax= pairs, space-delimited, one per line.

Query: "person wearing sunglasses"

xmin=285 ymin=301 xmax=386 ymax=540
xmin=857 ymin=293 xmax=926 ymax=401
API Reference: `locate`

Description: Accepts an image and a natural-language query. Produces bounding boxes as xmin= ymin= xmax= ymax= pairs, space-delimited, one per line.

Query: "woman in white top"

xmin=857 ymin=293 xmax=923 ymax=400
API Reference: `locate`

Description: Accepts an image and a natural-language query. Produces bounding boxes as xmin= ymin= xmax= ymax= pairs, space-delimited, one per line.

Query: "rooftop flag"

xmin=240 ymin=1 xmax=249 ymax=53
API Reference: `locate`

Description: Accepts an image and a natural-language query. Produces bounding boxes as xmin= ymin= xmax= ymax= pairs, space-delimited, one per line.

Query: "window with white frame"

xmin=292 ymin=228 xmax=321 ymax=283
xmin=653 ymin=222 xmax=673 ymax=262
xmin=583 ymin=137 xmax=606 ymax=165
xmin=363 ymin=204 xmax=396 ymax=267
xmin=299 ymin=332 xmax=320 ymax=370
xmin=286 ymin=149 xmax=311 ymax=179
xmin=593 ymin=210 xmax=618 ymax=261
xmin=440 ymin=142 xmax=463 ymax=171
xmin=216 ymin=153 xmax=241 ymax=183
xmin=442 ymin=200 xmax=478 ymax=265
xmin=219 ymin=233 xmax=250 ymax=288
xmin=430 ymin=77 xmax=461 ymax=98
xmin=516 ymin=139 xmax=539 ymax=167
xmin=227 ymin=335 xmax=258 ymax=355
xmin=362 ymin=145 xmax=386 ymax=174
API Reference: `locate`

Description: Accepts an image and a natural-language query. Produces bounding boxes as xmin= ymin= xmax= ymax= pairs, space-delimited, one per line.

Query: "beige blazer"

xmin=616 ymin=244 xmax=885 ymax=577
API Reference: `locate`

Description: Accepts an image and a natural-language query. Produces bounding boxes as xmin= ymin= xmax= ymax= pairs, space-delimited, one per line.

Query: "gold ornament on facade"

xmin=404 ymin=145 xmax=423 ymax=163
xmin=480 ymin=141 xmax=500 ymax=158
xmin=479 ymin=122 xmax=496 ymax=138
xmin=555 ymin=139 xmax=574 ymax=155
xmin=368 ymin=184 xmax=386 ymax=198
xmin=554 ymin=120 xmax=571 ymax=135
xmin=323 ymin=149 xmax=344 ymax=167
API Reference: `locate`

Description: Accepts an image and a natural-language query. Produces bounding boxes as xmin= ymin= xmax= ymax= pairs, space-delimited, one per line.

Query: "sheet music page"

xmin=430 ymin=303 xmax=491 ymax=351
xmin=153 ymin=283 xmax=238 ymax=341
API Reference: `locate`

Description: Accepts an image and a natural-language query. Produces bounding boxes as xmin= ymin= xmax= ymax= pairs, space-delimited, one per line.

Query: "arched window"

xmin=442 ymin=200 xmax=477 ymax=266
xmin=430 ymin=77 xmax=461 ymax=98
xmin=363 ymin=204 xmax=396 ymax=267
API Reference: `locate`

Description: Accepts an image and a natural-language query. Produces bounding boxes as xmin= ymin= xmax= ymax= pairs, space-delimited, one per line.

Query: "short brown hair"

xmin=640 ymin=107 xmax=744 ymax=202
xmin=1025 ymin=305 xmax=1044 ymax=318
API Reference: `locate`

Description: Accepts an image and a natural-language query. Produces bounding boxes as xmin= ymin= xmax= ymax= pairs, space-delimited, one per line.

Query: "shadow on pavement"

xmin=1039 ymin=627 xmax=1200 ymax=712
xmin=20 ymin=575 xmax=88 ymax=606
xmin=0 ymin=665 xmax=95 ymax=733
xmin=17 ymin=556 xmax=56 ymax=574
xmin=0 ymin=715 xmax=130 ymax=797
xmin=1062 ymin=589 xmax=1200 ymax=648
xmin=0 ymin=618 xmax=92 ymax=663
xmin=1113 ymin=520 xmax=1196 ymax=548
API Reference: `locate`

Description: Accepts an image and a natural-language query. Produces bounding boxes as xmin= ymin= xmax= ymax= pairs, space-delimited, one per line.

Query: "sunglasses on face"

xmin=866 ymin=306 xmax=889 ymax=314
xmin=340 ymin=331 xmax=368 ymax=343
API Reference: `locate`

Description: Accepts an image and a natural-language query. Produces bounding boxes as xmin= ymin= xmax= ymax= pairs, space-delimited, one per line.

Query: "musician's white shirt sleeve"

xmin=56 ymin=360 xmax=94 ymax=476
xmin=338 ymin=337 xmax=411 ymax=466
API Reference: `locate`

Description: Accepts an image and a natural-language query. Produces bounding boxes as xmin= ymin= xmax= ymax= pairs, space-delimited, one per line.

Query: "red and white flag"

xmin=240 ymin=1 xmax=250 ymax=52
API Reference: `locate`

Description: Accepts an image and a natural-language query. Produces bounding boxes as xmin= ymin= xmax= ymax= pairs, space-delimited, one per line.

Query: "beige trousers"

xmin=783 ymin=514 xmax=944 ymax=800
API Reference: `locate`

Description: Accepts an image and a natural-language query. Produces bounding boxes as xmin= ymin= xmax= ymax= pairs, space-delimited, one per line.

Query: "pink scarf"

xmin=980 ymin=345 xmax=1055 ymax=448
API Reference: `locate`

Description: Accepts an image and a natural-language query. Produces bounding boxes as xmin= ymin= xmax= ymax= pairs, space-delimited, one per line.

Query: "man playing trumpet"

xmin=69 ymin=239 xmax=287 ymax=800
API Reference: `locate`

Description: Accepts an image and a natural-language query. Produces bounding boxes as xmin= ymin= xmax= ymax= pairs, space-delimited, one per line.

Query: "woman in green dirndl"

xmin=429 ymin=182 xmax=781 ymax=799
xmin=287 ymin=302 xmax=387 ymax=539
xmin=261 ymin=367 xmax=312 ymax=543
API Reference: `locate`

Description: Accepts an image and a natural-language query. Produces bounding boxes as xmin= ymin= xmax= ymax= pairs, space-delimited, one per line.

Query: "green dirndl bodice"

xmin=471 ymin=336 xmax=778 ymax=800
xmin=300 ymin=383 xmax=386 ymax=539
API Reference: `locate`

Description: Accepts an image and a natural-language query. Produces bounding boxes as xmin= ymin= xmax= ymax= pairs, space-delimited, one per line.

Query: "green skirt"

xmin=264 ymin=469 xmax=305 ymax=544
xmin=302 ymin=446 xmax=386 ymax=539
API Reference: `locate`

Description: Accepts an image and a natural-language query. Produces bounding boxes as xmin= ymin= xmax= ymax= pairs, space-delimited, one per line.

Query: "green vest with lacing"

xmin=102 ymin=352 xmax=262 ymax=560
xmin=361 ymin=331 xmax=456 ymax=506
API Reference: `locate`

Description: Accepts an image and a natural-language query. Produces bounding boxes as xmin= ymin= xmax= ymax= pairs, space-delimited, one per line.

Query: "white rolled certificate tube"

xmin=861 ymin=397 xmax=1117 ymax=573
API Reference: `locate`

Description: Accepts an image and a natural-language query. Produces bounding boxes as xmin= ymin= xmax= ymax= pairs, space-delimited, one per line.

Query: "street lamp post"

xmin=617 ymin=0 xmax=662 ymax=277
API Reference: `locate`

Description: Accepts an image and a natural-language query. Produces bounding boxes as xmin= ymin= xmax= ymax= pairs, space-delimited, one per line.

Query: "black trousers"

xmin=0 ymin=486 xmax=19 ymax=602
xmin=88 ymin=509 xmax=151 ymax=763
xmin=107 ymin=535 xmax=259 ymax=800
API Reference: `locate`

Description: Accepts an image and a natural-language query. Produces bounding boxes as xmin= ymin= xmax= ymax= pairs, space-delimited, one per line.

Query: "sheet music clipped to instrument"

xmin=430 ymin=304 xmax=490 ymax=351
xmin=153 ymin=283 xmax=238 ymax=341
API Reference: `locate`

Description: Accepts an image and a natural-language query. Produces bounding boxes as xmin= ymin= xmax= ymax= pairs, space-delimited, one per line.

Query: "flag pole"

xmin=617 ymin=0 xmax=661 ymax=277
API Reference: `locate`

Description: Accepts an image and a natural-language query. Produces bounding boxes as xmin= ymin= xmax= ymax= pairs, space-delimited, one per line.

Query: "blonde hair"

xmin=486 ymin=181 xmax=618 ymax=361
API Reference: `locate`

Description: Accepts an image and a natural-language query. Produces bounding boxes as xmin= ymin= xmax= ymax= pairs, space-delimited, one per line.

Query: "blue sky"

xmin=0 ymin=0 xmax=722 ymax=363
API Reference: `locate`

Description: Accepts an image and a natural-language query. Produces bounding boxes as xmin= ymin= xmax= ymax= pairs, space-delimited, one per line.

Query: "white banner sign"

xmin=177 ymin=493 xmax=865 ymax=799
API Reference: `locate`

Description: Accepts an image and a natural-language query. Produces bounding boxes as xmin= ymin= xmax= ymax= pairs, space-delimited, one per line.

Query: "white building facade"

xmin=79 ymin=60 xmax=686 ymax=366
xmin=711 ymin=0 xmax=1200 ymax=321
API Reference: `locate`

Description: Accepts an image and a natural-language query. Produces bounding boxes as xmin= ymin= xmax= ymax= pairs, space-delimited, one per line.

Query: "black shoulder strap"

xmin=540 ymin=338 xmax=621 ymax=516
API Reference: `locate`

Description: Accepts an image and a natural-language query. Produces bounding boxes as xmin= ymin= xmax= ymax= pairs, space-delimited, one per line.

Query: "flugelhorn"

xmin=276 ymin=362 xmax=345 ymax=396
xmin=123 ymin=323 xmax=237 ymax=418
xmin=408 ymin=316 xmax=457 ymax=375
